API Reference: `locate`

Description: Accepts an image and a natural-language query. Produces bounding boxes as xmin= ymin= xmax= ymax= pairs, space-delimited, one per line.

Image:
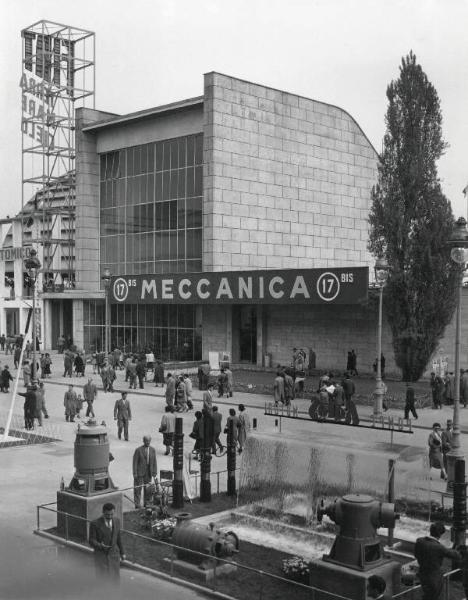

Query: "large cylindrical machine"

xmin=172 ymin=519 xmax=239 ymax=569
xmin=317 ymin=493 xmax=399 ymax=570
xmin=68 ymin=421 xmax=116 ymax=495
xmin=310 ymin=494 xmax=401 ymax=599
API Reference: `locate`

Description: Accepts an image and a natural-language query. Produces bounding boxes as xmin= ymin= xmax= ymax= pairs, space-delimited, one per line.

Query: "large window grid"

xmin=100 ymin=134 xmax=203 ymax=276
xmin=83 ymin=301 xmax=200 ymax=359
xmin=83 ymin=300 xmax=106 ymax=352
xmin=110 ymin=304 xmax=200 ymax=360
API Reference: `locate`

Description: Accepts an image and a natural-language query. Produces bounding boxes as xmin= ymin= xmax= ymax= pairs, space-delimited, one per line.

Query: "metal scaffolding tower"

xmin=21 ymin=20 xmax=95 ymax=287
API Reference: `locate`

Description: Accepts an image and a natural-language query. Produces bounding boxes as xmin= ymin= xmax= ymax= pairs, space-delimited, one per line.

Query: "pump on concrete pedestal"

xmin=56 ymin=420 xmax=123 ymax=542
xmin=310 ymin=494 xmax=401 ymax=599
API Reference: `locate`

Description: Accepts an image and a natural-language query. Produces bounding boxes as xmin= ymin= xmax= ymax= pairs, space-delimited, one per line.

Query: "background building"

xmin=4 ymin=71 xmax=466 ymax=376
xmin=0 ymin=173 xmax=75 ymax=343
xmin=68 ymin=72 xmax=398 ymax=372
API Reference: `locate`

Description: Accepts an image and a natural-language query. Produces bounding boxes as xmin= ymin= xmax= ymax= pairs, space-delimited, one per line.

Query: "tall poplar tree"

xmin=368 ymin=51 xmax=459 ymax=382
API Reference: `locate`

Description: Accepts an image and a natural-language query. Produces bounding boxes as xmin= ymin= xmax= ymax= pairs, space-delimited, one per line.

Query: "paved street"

xmin=1 ymin=351 xmax=467 ymax=599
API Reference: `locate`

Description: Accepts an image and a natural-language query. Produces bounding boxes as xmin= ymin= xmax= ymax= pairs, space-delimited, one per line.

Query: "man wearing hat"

xmin=404 ymin=382 xmax=418 ymax=420
xmin=441 ymin=419 xmax=453 ymax=472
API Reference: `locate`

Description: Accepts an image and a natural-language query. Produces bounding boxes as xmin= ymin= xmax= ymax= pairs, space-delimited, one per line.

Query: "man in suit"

xmin=89 ymin=502 xmax=125 ymax=582
xmin=83 ymin=377 xmax=98 ymax=418
xmin=114 ymin=392 xmax=132 ymax=441
xmin=414 ymin=521 xmax=460 ymax=599
xmin=211 ymin=405 xmax=223 ymax=454
xmin=132 ymin=435 xmax=158 ymax=509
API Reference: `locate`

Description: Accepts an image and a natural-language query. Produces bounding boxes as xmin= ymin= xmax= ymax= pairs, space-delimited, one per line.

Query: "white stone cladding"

xmin=203 ymin=72 xmax=378 ymax=273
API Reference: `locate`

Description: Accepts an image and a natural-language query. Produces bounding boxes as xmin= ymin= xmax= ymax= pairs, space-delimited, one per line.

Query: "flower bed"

xmin=282 ymin=555 xmax=310 ymax=585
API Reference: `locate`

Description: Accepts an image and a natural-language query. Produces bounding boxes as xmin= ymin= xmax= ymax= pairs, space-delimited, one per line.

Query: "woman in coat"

xmin=273 ymin=371 xmax=285 ymax=406
xmin=0 ymin=365 xmax=13 ymax=392
xmin=428 ymin=422 xmax=447 ymax=480
xmin=74 ymin=353 xmax=85 ymax=377
xmin=237 ymin=404 xmax=250 ymax=454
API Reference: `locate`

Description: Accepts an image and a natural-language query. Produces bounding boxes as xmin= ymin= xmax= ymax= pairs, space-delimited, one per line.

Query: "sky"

xmin=1 ymin=0 xmax=468 ymax=220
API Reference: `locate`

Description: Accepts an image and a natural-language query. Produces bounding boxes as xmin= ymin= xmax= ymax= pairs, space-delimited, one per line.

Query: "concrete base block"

xmin=309 ymin=558 xmax=401 ymax=599
xmin=56 ymin=490 xmax=123 ymax=543
xmin=164 ymin=558 xmax=237 ymax=581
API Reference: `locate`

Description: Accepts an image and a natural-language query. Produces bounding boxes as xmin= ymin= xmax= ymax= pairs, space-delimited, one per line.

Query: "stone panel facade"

xmin=203 ymin=72 xmax=378 ymax=273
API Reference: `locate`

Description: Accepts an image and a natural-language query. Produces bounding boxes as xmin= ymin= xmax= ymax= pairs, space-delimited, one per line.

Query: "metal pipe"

xmin=199 ymin=413 xmax=212 ymax=502
xmin=172 ymin=417 xmax=184 ymax=508
xmin=374 ymin=285 xmax=384 ymax=417
xmin=105 ymin=284 xmax=109 ymax=355
xmin=447 ymin=278 xmax=464 ymax=490
xmin=452 ymin=458 xmax=466 ymax=547
xmin=227 ymin=418 xmax=236 ymax=496
xmin=387 ymin=459 xmax=395 ymax=547
xmin=31 ymin=278 xmax=37 ymax=382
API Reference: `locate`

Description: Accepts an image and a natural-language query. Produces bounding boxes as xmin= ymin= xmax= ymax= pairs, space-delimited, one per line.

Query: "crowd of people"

xmin=3 ymin=336 xmax=468 ymax=595
xmin=429 ymin=369 xmax=468 ymax=408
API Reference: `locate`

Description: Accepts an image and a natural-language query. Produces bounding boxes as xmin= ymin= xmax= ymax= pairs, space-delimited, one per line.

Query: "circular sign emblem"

xmin=113 ymin=278 xmax=129 ymax=302
xmin=316 ymin=272 xmax=340 ymax=302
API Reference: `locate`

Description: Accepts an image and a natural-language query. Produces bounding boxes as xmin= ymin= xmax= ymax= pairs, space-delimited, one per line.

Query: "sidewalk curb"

xmin=34 ymin=529 xmax=237 ymax=600
xmin=40 ymin=379 xmax=468 ymax=434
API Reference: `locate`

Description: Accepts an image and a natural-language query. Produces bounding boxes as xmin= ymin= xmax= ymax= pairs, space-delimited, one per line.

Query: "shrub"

xmin=281 ymin=555 xmax=309 ymax=584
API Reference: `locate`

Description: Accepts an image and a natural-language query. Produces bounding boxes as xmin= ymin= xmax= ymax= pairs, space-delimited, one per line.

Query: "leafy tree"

xmin=368 ymin=51 xmax=459 ymax=382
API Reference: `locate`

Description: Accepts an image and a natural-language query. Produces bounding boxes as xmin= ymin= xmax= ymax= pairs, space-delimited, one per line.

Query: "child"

xmin=75 ymin=393 xmax=84 ymax=418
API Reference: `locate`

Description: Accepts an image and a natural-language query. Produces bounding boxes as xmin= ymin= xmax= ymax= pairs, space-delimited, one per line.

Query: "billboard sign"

xmin=110 ymin=267 xmax=369 ymax=305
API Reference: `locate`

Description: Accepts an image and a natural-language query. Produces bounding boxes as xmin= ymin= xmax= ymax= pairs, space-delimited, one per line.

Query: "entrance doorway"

xmin=5 ymin=308 xmax=19 ymax=336
xmin=238 ymin=306 xmax=257 ymax=364
xmin=50 ymin=299 xmax=73 ymax=349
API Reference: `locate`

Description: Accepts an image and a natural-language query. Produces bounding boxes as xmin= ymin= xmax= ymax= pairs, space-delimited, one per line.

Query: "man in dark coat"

xmin=211 ymin=405 xmax=223 ymax=454
xmin=414 ymin=521 xmax=460 ymax=600
xmin=83 ymin=377 xmax=98 ymax=418
xmin=89 ymin=502 xmax=125 ymax=581
xmin=114 ymin=392 xmax=132 ymax=441
xmin=13 ymin=345 xmax=21 ymax=369
xmin=63 ymin=351 xmax=73 ymax=377
xmin=136 ymin=359 xmax=146 ymax=389
xmin=63 ymin=384 xmax=77 ymax=422
xmin=342 ymin=372 xmax=355 ymax=410
xmin=19 ymin=385 xmax=37 ymax=429
xmin=404 ymin=383 xmax=418 ymax=420
xmin=201 ymin=362 xmax=210 ymax=390
xmin=132 ymin=435 xmax=158 ymax=509
xmin=153 ymin=360 xmax=165 ymax=387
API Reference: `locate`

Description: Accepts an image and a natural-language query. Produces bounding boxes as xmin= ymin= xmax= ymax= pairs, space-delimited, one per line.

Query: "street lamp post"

xmin=373 ymin=257 xmax=390 ymax=418
xmin=446 ymin=217 xmax=468 ymax=496
xmin=24 ymin=248 xmax=41 ymax=383
xmin=102 ymin=268 xmax=112 ymax=356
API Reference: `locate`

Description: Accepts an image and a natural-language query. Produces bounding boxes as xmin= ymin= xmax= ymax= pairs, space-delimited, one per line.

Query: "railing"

xmin=392 ymin=568 xmax=462 ymax=600
xmin=35 ymin=503 xmax=352 ymax=600
xmin=35 ymin=502 xmax=467 ymax=599
xmin=188 ymin=467 xmax=237 ymax=496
